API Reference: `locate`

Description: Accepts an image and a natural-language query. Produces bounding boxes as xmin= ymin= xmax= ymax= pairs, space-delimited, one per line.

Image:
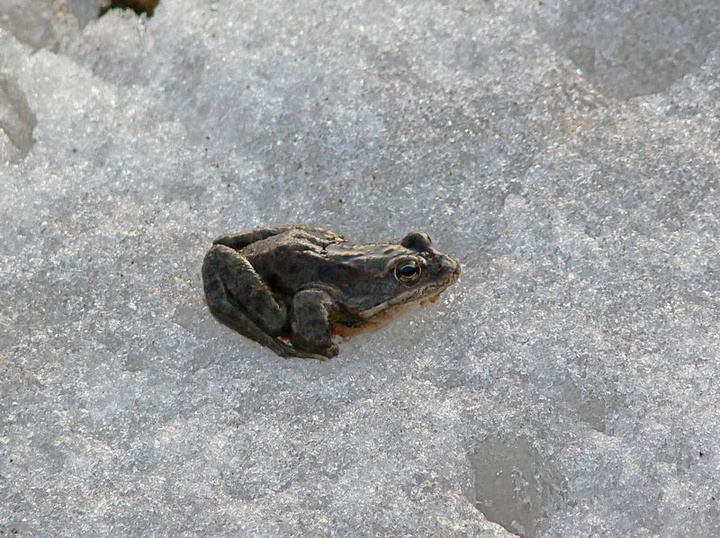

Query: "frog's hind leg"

xmin=202 ymin=244 xmax=293 ymax=357
xmin=213 ymin=226 xmax=310 ymax=250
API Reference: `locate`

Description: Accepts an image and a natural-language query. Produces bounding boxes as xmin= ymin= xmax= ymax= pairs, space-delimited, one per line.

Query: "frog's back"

xmin=236 ymin=228 xmax=346 ymax=293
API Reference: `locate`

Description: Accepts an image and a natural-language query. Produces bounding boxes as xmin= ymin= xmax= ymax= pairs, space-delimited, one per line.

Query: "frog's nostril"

xmin=441 ymin=257 xmax=461 ymax=277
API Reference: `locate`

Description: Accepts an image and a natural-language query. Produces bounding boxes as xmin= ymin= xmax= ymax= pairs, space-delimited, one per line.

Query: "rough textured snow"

xmin=1 ymin=0 xmax=719 ymax=535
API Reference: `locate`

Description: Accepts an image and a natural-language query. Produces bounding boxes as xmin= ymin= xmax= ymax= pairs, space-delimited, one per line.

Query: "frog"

xmin=202 ymin=225 xmax=461 ymax=360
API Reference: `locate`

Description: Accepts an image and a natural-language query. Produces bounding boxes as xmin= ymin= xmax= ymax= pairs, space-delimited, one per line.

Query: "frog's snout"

xmin=444 ymin=255 xmax=460 ymax=275
xmin=436 ymin=255 xmax=461 ymax=284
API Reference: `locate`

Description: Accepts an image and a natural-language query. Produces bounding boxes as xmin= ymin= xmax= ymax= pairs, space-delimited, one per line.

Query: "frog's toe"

xmin=305 ymin=344 xmax=338 ymax=360
xmin=289 ymin=333 xmax=338 ymax=360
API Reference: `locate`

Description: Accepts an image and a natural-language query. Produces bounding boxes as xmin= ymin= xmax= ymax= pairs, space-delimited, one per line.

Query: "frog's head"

xmin=338 ymin=232 xmax=461 ymax=328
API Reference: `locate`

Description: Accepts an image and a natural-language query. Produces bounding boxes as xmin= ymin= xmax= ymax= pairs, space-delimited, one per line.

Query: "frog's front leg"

xmin=290 ymin=289 xmax=339 ymax=359
xmin=202 ymin=244 xmax=291 ymax=356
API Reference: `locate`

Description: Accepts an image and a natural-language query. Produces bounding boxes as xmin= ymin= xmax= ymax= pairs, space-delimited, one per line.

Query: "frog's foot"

xmin=210 ymin=308 xmax=329 ymax=360
xmin=207 ymin=305 xmax=331 ymax=360
xmin=273 ymin=338 xmax=334 ymax=361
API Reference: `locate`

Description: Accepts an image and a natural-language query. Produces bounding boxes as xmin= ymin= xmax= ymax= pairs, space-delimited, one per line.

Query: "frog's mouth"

xmin=344 ymin=286 xmax=447 ymax=337
xmin=357 ymin=261 xmax=461 ymax=321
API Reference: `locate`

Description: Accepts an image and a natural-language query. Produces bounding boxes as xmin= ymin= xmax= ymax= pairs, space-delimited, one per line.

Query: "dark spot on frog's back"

xmin=317 ymin=262 xmax=348 ymax=280
xmin=401 ymin=232 xmax=432 ymax=252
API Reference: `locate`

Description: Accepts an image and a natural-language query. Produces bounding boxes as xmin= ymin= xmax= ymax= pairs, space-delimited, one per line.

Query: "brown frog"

xmin=202 ymin=225 xmax=460 ymax=360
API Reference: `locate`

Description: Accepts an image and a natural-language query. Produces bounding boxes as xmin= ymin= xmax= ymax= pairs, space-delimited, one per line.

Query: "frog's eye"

xmin=395 ymin=259 xmax=421 ymax=284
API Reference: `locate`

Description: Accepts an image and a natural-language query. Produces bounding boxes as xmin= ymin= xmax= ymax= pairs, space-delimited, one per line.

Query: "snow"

xmin=1 ymin=0 xmax=719 ymax=535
